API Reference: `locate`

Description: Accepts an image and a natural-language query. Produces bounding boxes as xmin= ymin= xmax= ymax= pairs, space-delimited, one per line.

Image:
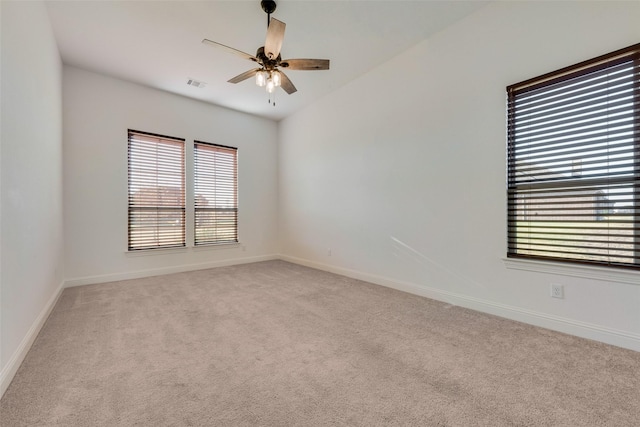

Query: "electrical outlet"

xmin=550 ymin=283 xmax=564 ymax=299
xmin=327 ymin=248 xmax=332 ymax=256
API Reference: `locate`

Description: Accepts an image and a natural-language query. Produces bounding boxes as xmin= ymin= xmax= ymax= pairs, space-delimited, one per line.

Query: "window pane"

xmin=128 ymin=131 xmax=185 ymax=250
xmin=507 ymin=45 xmax=640 ymax=269
xmin=194 ymin=142 xmax=238 ymax=245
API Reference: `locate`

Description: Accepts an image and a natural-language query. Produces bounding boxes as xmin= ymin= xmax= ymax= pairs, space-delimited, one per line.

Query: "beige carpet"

xmin=1 ymin=260 xmax=639 ymax=426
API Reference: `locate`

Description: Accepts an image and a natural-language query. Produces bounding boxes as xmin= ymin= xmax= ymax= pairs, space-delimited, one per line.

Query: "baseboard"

xmin=279 ymin=254 xmax=640 ymax=352
xmin=0 ymin=280 xmax=65 ymax=399
xmin=64 ymin=254 xmax=279 ymax=288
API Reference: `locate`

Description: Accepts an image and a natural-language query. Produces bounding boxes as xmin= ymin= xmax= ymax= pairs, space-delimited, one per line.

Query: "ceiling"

xmin=45 ymin=1 xmax=488 ymax=121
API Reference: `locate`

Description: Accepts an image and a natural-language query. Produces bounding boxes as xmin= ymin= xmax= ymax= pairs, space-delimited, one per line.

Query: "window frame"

xmin=127 ymin=129 xmax=186 ymax=251
xmin=193 ymin=141 xmax=239 ymax=246
xmin=506 ymin=43 xmax=640 ymax=270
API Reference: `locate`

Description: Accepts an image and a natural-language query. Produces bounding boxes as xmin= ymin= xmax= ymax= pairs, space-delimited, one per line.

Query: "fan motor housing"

xmin=256 ymin=46 xmax=281 ymax=70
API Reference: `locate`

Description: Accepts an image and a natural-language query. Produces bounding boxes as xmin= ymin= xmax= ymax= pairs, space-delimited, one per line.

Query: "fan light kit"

xmin=202 ymin=0 xmax=330 ymax=105
xmin=256 ymin=69 xmax=281 ymax=93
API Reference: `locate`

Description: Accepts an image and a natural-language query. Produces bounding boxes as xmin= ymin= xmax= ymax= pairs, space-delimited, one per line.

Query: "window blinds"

xmin=194 ymin=141 xmax=238 ymax=245
xmin=128 ymin=130 xmax=185 ymax=250
xmin=507 ymin=44 xmax=640 ymax=269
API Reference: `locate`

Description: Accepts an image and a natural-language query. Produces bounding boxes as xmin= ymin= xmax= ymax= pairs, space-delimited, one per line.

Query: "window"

xmin=507 ymin=43 xmax=640 ymax=269
xmin=194 ymin=141 xmax=238 ymax=245
xmin=128 ymin=130 xmax=185 ymax=250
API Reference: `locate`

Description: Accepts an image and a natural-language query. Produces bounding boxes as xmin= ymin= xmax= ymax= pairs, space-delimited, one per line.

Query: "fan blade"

xmin=280 ymin=59 xmax=330 ymax=70
xmin=202 ymin=39 xmax=257 ymax=62
xmin=228 ymin=68 xmax=260 ymax=84
xmin=264 ymin=18 xmax=285 ymax=60
xmin=279 ymin=71 xmax=297 ymax=94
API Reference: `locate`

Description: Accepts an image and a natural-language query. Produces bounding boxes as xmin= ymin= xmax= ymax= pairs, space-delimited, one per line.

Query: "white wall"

xmin=279 ymin=1 xmax=640 ymax=350
xmin=63 ymin=67 xmax=279 ymax=284
xmin=1 ymin=0 xmax=64 ymax=394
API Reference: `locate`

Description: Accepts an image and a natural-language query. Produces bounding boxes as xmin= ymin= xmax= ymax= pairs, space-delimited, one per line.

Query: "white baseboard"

xmin=279 ymin=254 xmax=640 ymax=352
xmin=0 ymin=280 xmax=65 ymax=399
xmin=64 ymin=254 xmax=279 ymax=288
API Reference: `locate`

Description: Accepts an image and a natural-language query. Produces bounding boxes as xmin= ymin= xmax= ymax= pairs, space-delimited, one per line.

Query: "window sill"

xmin=192 ymin=242 xmax=242 ymax=251
xmin=503 ymin=257 xmax=640 ymax=285
xmin=126 ymin=242 xmax=241 ymax=257
xmin=126 ymin=247 xmax=188 ymax=257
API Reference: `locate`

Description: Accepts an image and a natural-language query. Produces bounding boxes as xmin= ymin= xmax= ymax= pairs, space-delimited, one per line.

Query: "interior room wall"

xmin=278 ymin=1 xmax=640 ymax=351
xmin=1 ymin=0 xmax=64 ymax=395
xmin=63 ymin=66 xmax=279 ymax=285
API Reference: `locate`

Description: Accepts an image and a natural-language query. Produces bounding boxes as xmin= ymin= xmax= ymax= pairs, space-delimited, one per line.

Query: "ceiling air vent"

xmin=187 ymin=79 xmax=206 ymax=88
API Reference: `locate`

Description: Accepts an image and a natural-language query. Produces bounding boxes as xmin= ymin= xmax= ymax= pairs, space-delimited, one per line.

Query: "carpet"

xmin=1 ymin=260 xmax=639 ymax=426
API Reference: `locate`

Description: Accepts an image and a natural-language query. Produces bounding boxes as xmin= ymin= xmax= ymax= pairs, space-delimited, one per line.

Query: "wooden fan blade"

xmin=280 ymin=59 xmax=330 ymax=70
xmin=264 ymin=18 xmax=285 ymax=60
xmin=228 ymin=68 xmax=260 ymax=84
xmin=202 ymin=39 xmax=257 ymax=62
xmin=279 ymin=70 xmax=297 ymax=94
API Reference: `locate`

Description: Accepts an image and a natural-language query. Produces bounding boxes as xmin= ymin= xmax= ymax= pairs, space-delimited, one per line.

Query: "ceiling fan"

xmin=202 ymin=0 xmax=329 ymax=100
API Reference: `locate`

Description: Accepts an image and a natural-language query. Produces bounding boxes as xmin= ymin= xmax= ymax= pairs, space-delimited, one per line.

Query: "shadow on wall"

xmin=390 ymin=236 xmax=488 ymax=297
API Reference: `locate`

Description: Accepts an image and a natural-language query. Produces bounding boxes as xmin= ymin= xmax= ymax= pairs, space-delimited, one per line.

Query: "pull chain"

xmin=267 ymin=91 xmax=277 ymax=106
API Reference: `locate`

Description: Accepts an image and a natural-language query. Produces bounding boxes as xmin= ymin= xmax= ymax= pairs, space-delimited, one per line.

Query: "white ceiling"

xmin=45 ymin=0 xmax=487 ymax=121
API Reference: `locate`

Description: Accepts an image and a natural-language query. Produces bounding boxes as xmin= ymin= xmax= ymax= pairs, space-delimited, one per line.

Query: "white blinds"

xmin=194 ymin=142 xmax=238 ymax=245
xmin=128 ymin=130 xmax=185 ymax=250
